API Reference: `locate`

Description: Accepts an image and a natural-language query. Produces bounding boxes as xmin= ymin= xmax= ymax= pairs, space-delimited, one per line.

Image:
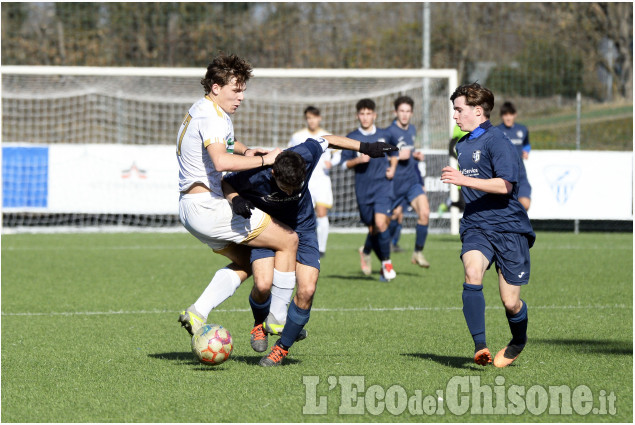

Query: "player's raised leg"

xmin=179 ymin=244 xmax=252 ymax=336
xmin=461 ymin=249 xmax=491 ymax=365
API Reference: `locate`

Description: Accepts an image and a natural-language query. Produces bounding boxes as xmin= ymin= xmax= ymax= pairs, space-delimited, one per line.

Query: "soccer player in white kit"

xmin=176 ymin=54 xmax=298 ymax=340
xmin=288 ymin=106 xmax=340 ymax=257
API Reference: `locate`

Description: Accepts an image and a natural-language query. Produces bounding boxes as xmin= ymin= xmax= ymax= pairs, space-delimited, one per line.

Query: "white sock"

xmin=193 ymin=268 xmax=242 ymax=319
xmin=269 ymin=269 xmax=296 ymax=323
xmin=316 ymin=216 xmax=329 ymax=253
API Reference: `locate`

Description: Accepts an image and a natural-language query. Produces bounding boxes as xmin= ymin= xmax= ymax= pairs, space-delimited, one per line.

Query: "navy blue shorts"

xmin=460 ymin=228 xmax=531 ymax=285
xmin=250 ymin=229 xmax=320 ymax=270
xmin=392 ymin=183 xmax=425 ymax=210
xmin=358 ymin=199 xmax=393 ymax=226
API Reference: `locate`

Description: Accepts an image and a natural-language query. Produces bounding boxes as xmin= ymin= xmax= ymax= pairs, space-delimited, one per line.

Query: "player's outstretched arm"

xmin=323 ymin=135 xmax=397 ymax=158
xmin=207 ymin=143 xmax=282 ymax=172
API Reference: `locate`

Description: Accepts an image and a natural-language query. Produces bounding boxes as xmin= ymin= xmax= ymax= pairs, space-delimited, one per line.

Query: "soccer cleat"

xmin=411 ymin=250 xmax=430 ymax=268
xmin=259 ymin=341 xmax=289 ymax=367
xmin=178 ymin=308 xmax=205 ymax=336
xmin=379 ymin=261 xmax=396 ymax=282
xmin=358 ymin=246 xmax=372 ymax=276
xmin=473 ymin=347 xmax=493 ymax=366
xmin=250 ymin=323 xmax=269 ymax=352
xmin=493 ymin=344 xmax=523 ymax=368
xmin=263 ymin=315 xmax=307 ymax=341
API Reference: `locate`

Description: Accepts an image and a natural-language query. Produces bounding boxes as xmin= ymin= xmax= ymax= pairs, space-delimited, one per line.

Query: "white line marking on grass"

xmin=2 ymin=304 xmax=631 ymax=317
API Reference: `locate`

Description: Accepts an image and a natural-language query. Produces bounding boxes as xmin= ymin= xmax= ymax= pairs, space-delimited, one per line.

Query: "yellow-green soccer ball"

xmin=191 ymin=324 xmax=234 ymax=365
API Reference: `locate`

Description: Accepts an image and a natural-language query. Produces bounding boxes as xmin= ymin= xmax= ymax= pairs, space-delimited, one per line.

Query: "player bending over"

xmin=386 ymin=95 xmax=431 ymax=268
xmin=176 ymin=54 xmax=299 ymax=338
xmin=223 ymin=135 xmax=397 ymax=366
xmin=441 ymin=83 xmax=535 ymax=368
xmin=342 ymin=98 xmax=399 ymax=282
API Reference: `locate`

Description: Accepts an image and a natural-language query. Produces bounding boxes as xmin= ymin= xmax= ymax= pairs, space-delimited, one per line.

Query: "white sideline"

xmin=1 ymin=304 xmax=630 ymax=317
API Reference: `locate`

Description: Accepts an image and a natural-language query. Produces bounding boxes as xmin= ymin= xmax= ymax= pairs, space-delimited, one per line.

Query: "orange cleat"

xmin=493 ymin=346 xmax=520 ymax=368
xmin=250 ymin=323 xmax=268 ymax=353
xmin=473 ymin=347 xmax=493 ymax=366
xmin=259 ymin=342 xmax=289 ymax=367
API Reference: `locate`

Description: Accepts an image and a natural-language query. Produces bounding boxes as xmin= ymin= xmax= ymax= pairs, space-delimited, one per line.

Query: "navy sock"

xmin=507 ymin=299 xmax=528 ymax=347
xmin=280 ymin=300 xmax=311 ymax=349
xmin=462 ymin=282 xmax=486 ymax=348
xmin=363 ymin=233 xmax=373 ymax=255
xmin=376 ymin=229 xmax=392 ymax=261
xmin=249 ymin=293 xmax=271 ymax=326
xmin=415 ymin=224 xmax=428 ymax=252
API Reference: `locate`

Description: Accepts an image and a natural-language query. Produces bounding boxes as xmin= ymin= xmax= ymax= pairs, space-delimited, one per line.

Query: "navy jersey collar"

xmin=468 ymin=120 xmax=493 ymax=140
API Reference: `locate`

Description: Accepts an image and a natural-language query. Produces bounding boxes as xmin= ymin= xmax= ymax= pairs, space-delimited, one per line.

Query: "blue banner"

xmin=2 ymin=146 xmax=49 ymax=208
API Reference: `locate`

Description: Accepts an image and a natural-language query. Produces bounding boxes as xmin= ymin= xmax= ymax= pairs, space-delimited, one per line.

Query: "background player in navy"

xmin=223 ymin=135 xmax=397 ymax=366
xmin=342 ymin=98 xmax=400 ymax=282
xmin=496 ymin=101 xmax=532 ymax=211
xmin=387 ymin=95 xmax=431 ymax=268
xmin=441 ymin=83 xmax=535 ymax=368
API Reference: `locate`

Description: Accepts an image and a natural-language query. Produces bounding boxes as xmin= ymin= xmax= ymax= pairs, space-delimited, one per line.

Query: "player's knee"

xmin=464 ymin=266 xmax=484 ymax=285
xmin=501 ymin=295 xmax=521 ymax=314
xmin=252 ymin=275 xmax=273 ymax=295
xmin=295 ymin=283 xmax=316 ymax=304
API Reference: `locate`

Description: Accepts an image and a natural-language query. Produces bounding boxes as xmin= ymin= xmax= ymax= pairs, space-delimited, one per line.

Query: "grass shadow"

xmin=532 ymin=338 xmax=633 ymax=356
xmin=401 ymin=352 xmax=485 ymax=370
xmin=231 ymin=354 xmax=301 ymax=366
xmin=325 ymin=271 xmax=421 ymax=281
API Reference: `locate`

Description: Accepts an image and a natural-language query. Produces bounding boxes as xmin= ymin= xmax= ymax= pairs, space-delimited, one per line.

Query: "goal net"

xmin=2 ymin=66 xmax=459 ymax=233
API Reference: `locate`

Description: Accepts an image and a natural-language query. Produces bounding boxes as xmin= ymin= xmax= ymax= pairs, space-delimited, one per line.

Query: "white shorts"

xmin=179 ymin=192 xmax=271 ymax=252
xmin=308 ymin=174 xmax=333 ymax=209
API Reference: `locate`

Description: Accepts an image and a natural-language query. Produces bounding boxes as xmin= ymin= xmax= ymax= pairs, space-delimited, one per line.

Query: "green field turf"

xmin=2 ymin=231 xmax=632 ymax=422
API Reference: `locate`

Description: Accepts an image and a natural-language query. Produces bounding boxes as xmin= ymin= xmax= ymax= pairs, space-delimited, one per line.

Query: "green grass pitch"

xmin=2 ymin=231 xmax=632 ymax=422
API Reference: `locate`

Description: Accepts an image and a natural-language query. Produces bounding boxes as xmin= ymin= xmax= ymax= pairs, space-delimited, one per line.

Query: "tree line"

xmin=2 ymin=2 xmax=632 ymax=100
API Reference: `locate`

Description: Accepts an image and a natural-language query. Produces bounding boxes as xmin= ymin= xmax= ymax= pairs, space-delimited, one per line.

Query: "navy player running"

xmin=441 ymin=83 xmax=535 ymax=368
xmin=496 ymin=101 xmax=532 ymax=211
xmin=386 ymin=96 xmax=431 ymax=268
xmin=341 ymin=98 xmax=400 ymax=282
xmin=223 ymin=135 xmax=397 ymax=366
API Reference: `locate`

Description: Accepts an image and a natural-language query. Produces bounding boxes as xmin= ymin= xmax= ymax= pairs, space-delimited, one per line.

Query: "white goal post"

xmin=2 ymin=66 xmax=460 ymax=234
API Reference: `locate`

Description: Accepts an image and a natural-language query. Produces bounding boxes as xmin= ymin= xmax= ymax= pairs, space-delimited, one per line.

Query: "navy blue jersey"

xmin=223 ymin=137 xmax=328 ymax=232
xmin=387 ymin=121 xmax=423 ymax=188
xmin=456 ymin=121 xmax=534 ymax=245
xmin=496 ymin=122 xmax=530 ymax=159
xmin=341 ymin=127 xmax=397 ymax=204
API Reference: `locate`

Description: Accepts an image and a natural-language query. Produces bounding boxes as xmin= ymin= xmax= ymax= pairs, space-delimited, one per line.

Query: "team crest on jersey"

xmin=516 ymin=130 xmax=524 ymax=139
xmin=472 ymin=150 xmax=481 ymax=163
xmin=226 ymin=137 xmax=234 ymax=154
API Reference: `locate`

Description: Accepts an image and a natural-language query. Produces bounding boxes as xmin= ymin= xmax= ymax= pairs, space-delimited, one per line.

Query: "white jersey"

xmin=177 ymin=96 xmax=235 ymax=197
xmin=288 ymin=128 xmax=336 ymax=181
xmin=288 ymin=128 xmax=340 ymax=208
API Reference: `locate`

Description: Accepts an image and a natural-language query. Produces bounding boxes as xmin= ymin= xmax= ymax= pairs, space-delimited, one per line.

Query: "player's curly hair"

xmin=272 ymin=151 xmax=307 ymax=192
xmin=201 ymin=54 xmax=253 ymax=94
xmin=450 ymin=83 xmax=495 ymax=118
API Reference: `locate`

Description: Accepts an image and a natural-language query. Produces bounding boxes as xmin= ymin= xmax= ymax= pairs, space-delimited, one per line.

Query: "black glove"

xmin=359 ymin=142 xmax=399 ymax=158
xmin=232 ymin=196 xmax=254 ymax=219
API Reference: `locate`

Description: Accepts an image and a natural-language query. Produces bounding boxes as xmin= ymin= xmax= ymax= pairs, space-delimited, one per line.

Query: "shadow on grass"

xmin=148 ymin=352 xmax=301 ymax=367
xmin=401 ymin=352 xmax=484 ymax=370
xmin=325 ymin=271 xmax=420 ymax=281
xmin=532 ymin=338 xmax=633 ymax=356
